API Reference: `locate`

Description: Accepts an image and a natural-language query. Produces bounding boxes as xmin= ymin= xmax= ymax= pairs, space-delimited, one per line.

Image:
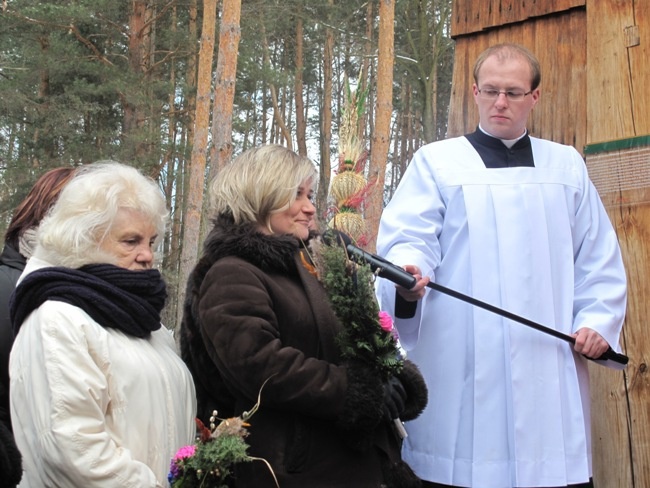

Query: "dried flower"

xmin=327 ymin=76 xmax=371 ymax=244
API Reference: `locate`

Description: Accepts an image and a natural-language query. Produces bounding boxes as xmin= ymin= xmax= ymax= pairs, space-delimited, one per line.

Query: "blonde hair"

xmin=210 ymin=144 xmax=318 ymax=230
xmin=35 ymin=161 xmax=168 ymax=268
xmin=473 ymin=43 xmax=541 ymax=90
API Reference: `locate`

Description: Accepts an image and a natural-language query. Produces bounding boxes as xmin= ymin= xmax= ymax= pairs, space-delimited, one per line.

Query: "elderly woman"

xmin=9 ymin=161 xmax=196 ymax=487
xmin=181 ymin=144 xmax=427 ymax=488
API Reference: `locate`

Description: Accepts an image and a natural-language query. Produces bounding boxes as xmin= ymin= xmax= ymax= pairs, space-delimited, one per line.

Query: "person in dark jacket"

xmin=0 ymin=167 xmax=75 ymax=488
xmin=181 ymin=144 xmax=428 ymax=488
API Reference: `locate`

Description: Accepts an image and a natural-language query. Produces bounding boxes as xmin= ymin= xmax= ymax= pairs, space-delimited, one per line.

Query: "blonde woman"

xmin=181 ymin=144 xmax=427 ymax=488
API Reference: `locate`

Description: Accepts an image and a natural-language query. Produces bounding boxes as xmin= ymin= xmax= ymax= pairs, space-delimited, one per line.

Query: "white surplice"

xmin=376 ymin=134 xmax=627 ymax=488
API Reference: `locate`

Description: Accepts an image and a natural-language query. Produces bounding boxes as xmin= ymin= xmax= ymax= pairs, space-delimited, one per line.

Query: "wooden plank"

xmin=586 ymin=0 xmax=636 ymax=143
xmin=451 ymin=0 xmax=475 ymax=37
xmin=451 ymin=0 xmax=586 ymax=37
xmin=592 ymin=195 xmax=650 ymax=487
xmin=628 ymin=1 xmax=650 ymax=135
xmin=588 ymin=363 xmax=634 ymax=487
xmin=583 ymin=1 xmax=650 ymax=482
xmin=589 ymin=146 xmax=650 ymax=487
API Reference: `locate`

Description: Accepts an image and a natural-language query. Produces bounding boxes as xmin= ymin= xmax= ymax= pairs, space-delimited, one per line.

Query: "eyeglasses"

xmin=477 ymin=88 xmax=533 ymax=101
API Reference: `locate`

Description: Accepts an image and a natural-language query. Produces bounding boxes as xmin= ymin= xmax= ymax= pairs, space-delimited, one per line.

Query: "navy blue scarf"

xmin=10 ymin=264 xmax=166 ymax=338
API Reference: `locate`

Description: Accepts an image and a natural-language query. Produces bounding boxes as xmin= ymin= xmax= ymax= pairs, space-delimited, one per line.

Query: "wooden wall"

xmin=586 ymin=1 xmax=650 ymax=144
xmin=447 ymin=6 xmax=588 ymax=150
xmin=585 ymin=2 xmax=650 ymax=487
xmin=451 ymin=0 xmax=586 ymax=35
xmin=447 ymin=0 xmax=650 ymax=486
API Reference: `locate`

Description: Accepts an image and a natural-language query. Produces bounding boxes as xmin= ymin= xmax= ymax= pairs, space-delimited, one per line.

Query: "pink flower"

xmin=173 ymin=444 xmax=196 ymax=462
xmin=169 ymin=444 xmax=197 ymax=482
xmin=378 ymin=311 xmax=393 ymax=332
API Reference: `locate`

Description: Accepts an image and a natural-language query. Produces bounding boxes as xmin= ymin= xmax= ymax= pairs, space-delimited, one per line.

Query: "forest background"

xmin=0 ymin=0 xmax=455 ymax=328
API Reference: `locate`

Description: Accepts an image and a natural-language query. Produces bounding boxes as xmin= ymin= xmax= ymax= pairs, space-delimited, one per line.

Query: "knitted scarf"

xmin=10 ymin=264 xmax=167 ymax=338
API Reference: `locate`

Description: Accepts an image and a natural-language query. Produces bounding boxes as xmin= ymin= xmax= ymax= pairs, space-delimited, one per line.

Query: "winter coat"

xmin=10 ymin=257 xmax=197 ymax=487
xmin=181 ymin=215 xmax=427 ymax=488
xmin=0 ymin=244 xmax=24 ymax=412
xmin=0 ymin=243 xmax=25 ymax=487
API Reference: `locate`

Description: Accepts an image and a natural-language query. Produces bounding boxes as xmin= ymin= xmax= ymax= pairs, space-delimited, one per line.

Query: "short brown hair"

xmin=473 ymin=43 xmax=541 ymax=90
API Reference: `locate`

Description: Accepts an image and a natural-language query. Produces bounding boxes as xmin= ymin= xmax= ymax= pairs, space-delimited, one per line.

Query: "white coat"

xmin=376 ymin=134 xmax=627 ymax=487
xmin=10 ymin=257 xmax=197 ymax=487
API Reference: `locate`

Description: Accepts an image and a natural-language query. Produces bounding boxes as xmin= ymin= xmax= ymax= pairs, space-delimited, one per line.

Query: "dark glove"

xmin=397 ymin=359 xmax=428 ymax=421
xmin=382 ymin=375 xmax=407 ymax=420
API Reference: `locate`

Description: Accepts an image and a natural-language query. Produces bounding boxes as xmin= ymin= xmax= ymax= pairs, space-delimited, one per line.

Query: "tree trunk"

xmin=157 ymin=4 xmax=177 ymax=287
xmin=366 ymin=0 xmax=394 ymax=252
xmin=163 ymin=0 xmax=198 ymax=328
xmin=295 ymin=13 xmax=307 ymax=156
xmin=393 ymin=76 xmax=410 ymax=197
xmin=262 ymin=28 xmax=293 ymax=151
xmin=157 ymin=3 xmax=178 ymax=181
xmin=262 ymin=83 xmax=268 ymax=144
xmin=124 ymin=0 xmax=153 ymax=162
xmin=429 ymin=35 xmax=439 ymax=141
xmin=32 ymin=35 xmax=52 ymax=166
xmin=360 ymin=0 xmax=373 ymax=142
xmin=317 ymin=0 xmax=334 ymax=219
xmin=175 ymin=0 xmax=218 ymax=330
xmin=185 ymin=0 xmax=199 ymax=152
xmin=208 ymin=0 xmax=242 ymax=181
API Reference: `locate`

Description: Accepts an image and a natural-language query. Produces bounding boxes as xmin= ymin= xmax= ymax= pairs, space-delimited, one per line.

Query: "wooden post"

xmin=586 ymin=138 xmax=650 ymax=486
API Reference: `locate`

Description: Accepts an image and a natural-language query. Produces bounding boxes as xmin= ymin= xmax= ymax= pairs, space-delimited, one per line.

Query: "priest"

xmin=376 ymin=43 xmax=627 ymax=488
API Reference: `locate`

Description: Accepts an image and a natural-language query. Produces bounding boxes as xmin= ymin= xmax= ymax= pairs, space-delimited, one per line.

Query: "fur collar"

xmin=200 ymin=214 xmax=313 ymax=275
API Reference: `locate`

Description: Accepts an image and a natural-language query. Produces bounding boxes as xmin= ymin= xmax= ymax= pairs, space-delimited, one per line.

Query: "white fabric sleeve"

xmin=376 ymin=147 xmax=441 ymax=349
xmin=571 ymin=149 xmax=627 ymax=365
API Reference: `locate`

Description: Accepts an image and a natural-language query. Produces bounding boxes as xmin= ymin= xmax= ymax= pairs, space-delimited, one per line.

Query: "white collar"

xmin=478 ymin=125 xmax=527 ymax=148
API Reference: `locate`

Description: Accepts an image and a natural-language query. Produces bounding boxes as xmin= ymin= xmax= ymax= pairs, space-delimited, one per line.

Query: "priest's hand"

xmin=395 ymin=265 xmax=429 ymax=301
xmin=572 ymin=328 xmax=609 ymax=359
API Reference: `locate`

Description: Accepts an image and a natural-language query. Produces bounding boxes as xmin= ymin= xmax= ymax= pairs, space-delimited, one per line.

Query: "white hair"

xmin=34 ymin=161 xmax=168 ymax=268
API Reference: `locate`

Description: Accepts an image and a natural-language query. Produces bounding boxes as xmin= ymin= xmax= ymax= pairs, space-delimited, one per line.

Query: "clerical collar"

xmin=465 ymin=127 xmax=535 ymax=168
xmin=478 ymin=125 xmax=526 ymax=148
